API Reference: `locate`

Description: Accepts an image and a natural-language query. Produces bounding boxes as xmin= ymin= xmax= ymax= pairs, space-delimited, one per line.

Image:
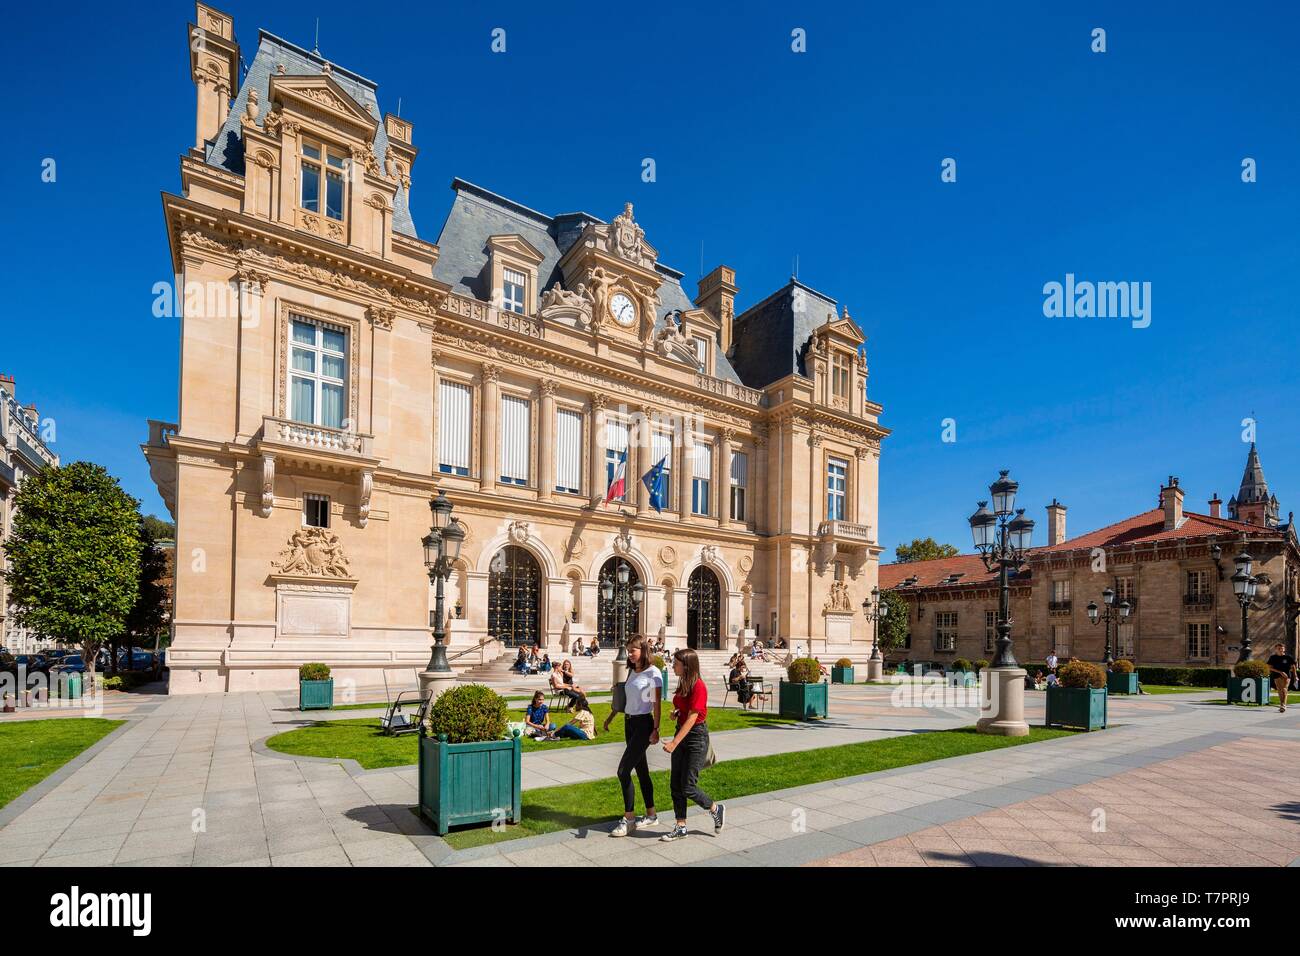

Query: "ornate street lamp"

xmin=862 ymin=586 xmax=890 ymax=665
xmin=421 ymin=491 xmax=465 ymax=686
xmin=968 ymin=470 xmax=1035 ymax=736
xmin=1086 ymin=583 xmax=1132 ymax=666
xmin=1233 ymin=550 xmax=1260 ymax=663
xmin=600 ymin=559 xmax=643 ymax=664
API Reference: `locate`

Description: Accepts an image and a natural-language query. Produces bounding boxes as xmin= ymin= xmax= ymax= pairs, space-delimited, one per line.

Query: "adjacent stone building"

xmin=881 ymin=448 xmax=1299 ymax=667
xmin=0 ymin=374 xmax=60 ymax=655
xmin=144 ymin=5 xmax=889 ymax=693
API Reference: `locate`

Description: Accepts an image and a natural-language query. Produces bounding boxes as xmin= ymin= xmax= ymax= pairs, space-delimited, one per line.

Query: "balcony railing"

xmin=262 ymin=417 xmax=373 ymax=457
xmin=1048 ymin=600 xmax=1072 ymax=615
xmin=818 ymin=520 xmax=874 ymax=545
xmin=147 ymin=420 xmax=178 ymax=448
xmin=694 ymin=373 xmax=764 ymax=407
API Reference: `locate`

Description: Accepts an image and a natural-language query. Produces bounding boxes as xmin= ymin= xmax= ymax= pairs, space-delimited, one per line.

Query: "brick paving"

xmin=0 ymin=681 xmax=1296 ymax=867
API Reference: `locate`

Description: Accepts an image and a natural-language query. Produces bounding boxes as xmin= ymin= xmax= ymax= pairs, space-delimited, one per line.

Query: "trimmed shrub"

xmin=1128 ymin=665 xmax=1230 ymax=688
xmin=974 ymin=659 xmax=989 ymax=673
xmin=652 ymin=655 xmax=666 ymax=670
xmin=1234 ymin=659 xmax=1270 ymax=680
xmin=1111 ymin=658 xmax=1135 ymax=674
xmin=835 ymin=658 xmax=854 ymax=668
xmin=101 ymin=675 xmax=123 ymax=690
xmin=427 ymin=684 xmax=509 ymax=743
xmin=951 ymin=658 xmax=972 ymax=672
xmin=787 ymin=657 xmax=822 ymax=684
xmin=1059 ymin=660 xmax=1105 ymax=689
xmin=299 ymin=662 xmax=331 ymax=682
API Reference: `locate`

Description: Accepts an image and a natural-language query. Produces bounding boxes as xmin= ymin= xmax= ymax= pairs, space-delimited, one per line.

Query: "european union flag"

xmin=641 ymin=456 xmax=669 ymax=513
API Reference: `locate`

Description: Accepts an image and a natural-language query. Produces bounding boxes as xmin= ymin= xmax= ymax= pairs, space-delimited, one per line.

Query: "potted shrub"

xmin=1107 ymin=658 xmax=1139 ymax=695
xmin=653 ymin=654 xmax=669 ymax=697
xmin=779 ymin=657 xmax=829 ymax=719
xmin=417 ymin=684 xmax=521 ymax=835
xmin=298 ymin=662 xmax=334 ymax=711
xmin=949 ymin=658 xmax=975 ymax=687
xmin=831 ymin=657 xmax=855 ymax=684
xmin=1046 ymin=660 xmax=1107 ymax=730
xmin=974 ymin=659 xmax=989 ymax=674
xmin=1227 ymin=659 xmax=1271 ymax=705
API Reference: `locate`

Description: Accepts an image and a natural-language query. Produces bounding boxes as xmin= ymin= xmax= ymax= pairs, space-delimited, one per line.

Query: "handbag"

xmin=704 ymin=741 xmax=717 ymax=768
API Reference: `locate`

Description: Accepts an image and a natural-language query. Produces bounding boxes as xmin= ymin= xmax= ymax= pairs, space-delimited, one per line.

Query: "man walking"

xmin=1267 ymin=643 xmax=1297 ymax=713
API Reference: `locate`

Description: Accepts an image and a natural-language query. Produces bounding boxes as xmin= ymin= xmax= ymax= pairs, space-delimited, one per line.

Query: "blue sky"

xmin=4 ymin=1 xmax=1296 ymax=554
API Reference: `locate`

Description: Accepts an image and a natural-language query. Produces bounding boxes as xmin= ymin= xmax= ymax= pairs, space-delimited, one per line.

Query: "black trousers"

xmin=670 ymin=724 xmax=714 ymax=821
xmin=617 ymin=713 xmax=656 ymax=814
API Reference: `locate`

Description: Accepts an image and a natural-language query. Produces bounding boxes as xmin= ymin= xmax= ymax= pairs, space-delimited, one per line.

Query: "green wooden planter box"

xmin=1227 ymin=676 xmax=1271 ymax=705
xmin=418 ymin=732 xmax=522 ymax=835
xmin=1045 ymin=685 xmax=1107 ymax=730
xmin=831 ymin=665 xmax=855 ymax=685
xmin=1107 ymin=671 xmax=1139 ymax=695
xmin=949 ymin=670 xmax=976 ymax=687
xmin=779 ymin=680 xmax=829 ymax=720
xmin=298 ymin=678 xmax=334 ymax=711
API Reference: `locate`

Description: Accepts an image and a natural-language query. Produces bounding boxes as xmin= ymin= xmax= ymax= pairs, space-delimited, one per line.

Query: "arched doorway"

xmin=597 ymin=557 xmax=641 ymax=648
xmin=488 ymin=546 xmax=541 ymax=647
xmin=687 ymin=565 xmax=721 ymax=650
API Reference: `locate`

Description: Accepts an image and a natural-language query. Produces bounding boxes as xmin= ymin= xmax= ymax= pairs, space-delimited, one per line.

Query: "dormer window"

xmin=301 ymin=139 xmax=346 ymax=222
xmin=832 ymin=353 xmax=851 ymax=399
xmin=502 ymin=268 xmax=527 ymax=315
xmin=692 ymin=335 xmax=710 ymax=369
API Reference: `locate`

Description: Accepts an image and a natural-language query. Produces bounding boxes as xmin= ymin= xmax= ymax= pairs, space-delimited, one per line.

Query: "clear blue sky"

xmin=4 ymin=1 xmax=1296 ymax=554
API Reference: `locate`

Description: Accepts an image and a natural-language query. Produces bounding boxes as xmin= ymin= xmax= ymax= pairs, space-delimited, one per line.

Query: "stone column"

xmin=479 ymin=363 xmax=499 ymax=492
xmin=717 ymin=429 xmax=734 ymax=529
xmin=589 ymin=394 xmax=607 ymax=508
xmin=538 ymin=381 xmax=555 ymax=501
xmin=635 ymin=408 xmax=650 ymax=517
xmin=753 ymin=434 xmax=767 ymax=533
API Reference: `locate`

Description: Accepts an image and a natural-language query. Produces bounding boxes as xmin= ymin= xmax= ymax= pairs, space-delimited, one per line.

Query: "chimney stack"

xmin=1161 ymin=476 xmax=1184 ymax=531
xmin=1209 ymin=492 xmax=1222 ymax=519
xmin=0 ymin=373 xmax=13 ymax=398
xmin=1046 ymin=498 xmax=1067 ymax=546
xmin=188 ymin=3 xmax=239 ymax=151
xmin=695 ymin=265 xmax=738 ymax=356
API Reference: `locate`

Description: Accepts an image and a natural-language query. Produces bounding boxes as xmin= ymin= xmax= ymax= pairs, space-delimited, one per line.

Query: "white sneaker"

xmin=660 ymin=825 xmax=689 ymax=842
xmin=635 ymin=814 xmax=659 ymax=828
xmin=610 ymin=817 xmax=633 ymax=838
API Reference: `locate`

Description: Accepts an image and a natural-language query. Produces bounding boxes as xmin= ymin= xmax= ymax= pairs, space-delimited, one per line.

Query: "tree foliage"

xmin=121 ymin=517 xmax=171 ymax=660
xmin=894 ymin=537 xmax=960 ymax=563
xmin=877 ymin=590 xmax=911 ymax=653
xmin=8 ymin=462 xmax=141 ymax=685
xmin=140 ymin=513 xmax=175 ymax=542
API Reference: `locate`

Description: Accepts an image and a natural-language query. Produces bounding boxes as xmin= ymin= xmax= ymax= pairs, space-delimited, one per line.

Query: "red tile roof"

xmin=880 ymin=508 xmax=1283 ymax=591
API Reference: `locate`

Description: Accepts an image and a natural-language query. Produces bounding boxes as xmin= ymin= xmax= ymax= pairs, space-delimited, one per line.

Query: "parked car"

xmin=50 ymin=654 xmax=85 ymax=674
xmin=116 ymin=650 xmax=159 ymax=673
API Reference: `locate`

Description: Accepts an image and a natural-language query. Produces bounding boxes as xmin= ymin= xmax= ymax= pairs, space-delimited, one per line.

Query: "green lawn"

xmin=442 ymin=725 xmax=1076 ymax=849
xmin=325 ymin=691 xmax=616 ymax=711
xmin=266 ymin=701 xmax=795 ymax=769
xmin=0 ymin=718 xmax=124 ymax=810
xmin=1134 ymin=685 xmax=1219 ymax=695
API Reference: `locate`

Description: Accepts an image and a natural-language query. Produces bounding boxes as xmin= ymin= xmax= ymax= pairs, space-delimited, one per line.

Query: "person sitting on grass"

xmin=523 ymin=691 xmax=555 ymax=738
xmin=546 ymin=696 xmax=597 ymax=741
xmin=1044 ymin=671 xmax=1059 ymax=688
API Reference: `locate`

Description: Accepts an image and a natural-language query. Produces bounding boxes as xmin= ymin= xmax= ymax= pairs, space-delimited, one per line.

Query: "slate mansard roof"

xmin=430 ymin=179 xmax=747 ymax=385
xmin=728 ymin=279 xmax=854 ymax=388
xmin=204 ymin=30 xmax=418 ymax=239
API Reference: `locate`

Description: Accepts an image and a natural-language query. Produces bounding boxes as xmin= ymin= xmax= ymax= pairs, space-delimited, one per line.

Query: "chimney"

xmin=1161 ymin=476 xmax=1184 ymax=530
xmin=0 ymin=373 xmax=13 ymax=398
xmin=1046 ymin=498 xmax=1067 ymax=546
xmin=188 ymin=3 xmax=240 ymax=151
xmin=1209 ymin=492 xmax=1222 ymax=519
xmin=695 ymin=265 xmax=738 ymax=355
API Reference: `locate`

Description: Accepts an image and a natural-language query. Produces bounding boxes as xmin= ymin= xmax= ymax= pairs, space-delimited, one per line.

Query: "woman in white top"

xmin=606 ymin=635 xmax=662 ymax=837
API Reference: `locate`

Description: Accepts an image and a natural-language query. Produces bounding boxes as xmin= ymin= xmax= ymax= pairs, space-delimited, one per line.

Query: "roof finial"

xmin=313 ymin=17 xmax=321 ymax=56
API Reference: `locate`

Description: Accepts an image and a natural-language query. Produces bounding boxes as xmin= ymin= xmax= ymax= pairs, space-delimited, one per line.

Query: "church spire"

xmin=1228 ymin=442 xmax=1279 ymax=527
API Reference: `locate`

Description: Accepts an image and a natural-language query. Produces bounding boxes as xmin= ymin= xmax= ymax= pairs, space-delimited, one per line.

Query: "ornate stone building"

xmin=144 ymin=5 xmax=888 ymax=693
xmin=880 ymin=449 xmax=1299 ymax=668
xmin=0 ymin=374 xmax=60 ymax=655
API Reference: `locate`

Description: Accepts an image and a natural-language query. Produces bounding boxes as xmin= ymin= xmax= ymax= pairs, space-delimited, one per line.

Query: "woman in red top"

xmin=660 ymin=648 xmax=724 ymax=841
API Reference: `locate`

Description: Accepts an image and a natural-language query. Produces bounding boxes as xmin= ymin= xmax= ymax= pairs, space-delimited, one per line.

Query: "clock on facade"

xmin=609 ymin=292 xmax=636 ymax=327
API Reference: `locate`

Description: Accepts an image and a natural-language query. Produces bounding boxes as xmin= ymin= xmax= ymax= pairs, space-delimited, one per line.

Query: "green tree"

xmin=140 ymin=513 xmax=175 ymax=542
xmin=118 ymin=517 xmax=171 ymax=673
xmin=8 ymin=462 xmax=142 ymax=690
xmin=877 ymin=590 xmax=911 ymax=654
xmin=894 ymin=537 xmax=959 ymax=563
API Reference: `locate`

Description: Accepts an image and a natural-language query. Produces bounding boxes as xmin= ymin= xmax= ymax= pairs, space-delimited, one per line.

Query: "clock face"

xmin=610 ymin=292 xmax=636 ymax=327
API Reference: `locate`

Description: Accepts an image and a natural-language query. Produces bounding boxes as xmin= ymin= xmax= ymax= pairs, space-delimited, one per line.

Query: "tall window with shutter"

xmin=438 ymin=380 xmax=472 ymax=476
xmin=499 ymin=394 xmax=531 ymax=486
xmin=692 ymin=441 xmax=713 ymax=516
xmin=605 ymin=419 xmax=629 ymax=501
xmin=730 ymin=451 xmax=748 ymax=521
xmin=555 ymin=407 xmax=583 ymax=495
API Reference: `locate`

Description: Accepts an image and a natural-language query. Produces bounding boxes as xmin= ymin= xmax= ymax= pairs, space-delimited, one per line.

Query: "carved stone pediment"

xmin=267 ymin=74 xmax=378 ymax=141
xmin=273 ymin=526 xmax=352 ymax=578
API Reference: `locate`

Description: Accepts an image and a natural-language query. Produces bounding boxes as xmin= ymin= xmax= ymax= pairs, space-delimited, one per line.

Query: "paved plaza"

xmin=1 ymin=683 xmax=1298 ymax=867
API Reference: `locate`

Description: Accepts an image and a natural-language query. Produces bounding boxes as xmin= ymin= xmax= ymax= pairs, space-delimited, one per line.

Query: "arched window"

xmin=488 ymin=546 xmax=541 ymax=647
xmin=688 ymin=565 xmax=721 ymax=650
xmin=597 ymin=557 xmax=641 ymax=648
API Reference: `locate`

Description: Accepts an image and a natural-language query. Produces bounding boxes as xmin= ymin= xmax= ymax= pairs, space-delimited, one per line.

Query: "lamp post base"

xmin=865 ymin=658 xmax=883 ymax=682
xmin=976 ymin=666 xmax=1029 ymax=737
xmin=417 ymin=668 xmax=458 ymax=703
xmin=610 ymin=658 xmax=629 ymax=713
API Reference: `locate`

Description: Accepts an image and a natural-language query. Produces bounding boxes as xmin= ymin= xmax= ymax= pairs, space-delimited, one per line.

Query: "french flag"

xmin=604 ymin=450 xmax=627 ymax=506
